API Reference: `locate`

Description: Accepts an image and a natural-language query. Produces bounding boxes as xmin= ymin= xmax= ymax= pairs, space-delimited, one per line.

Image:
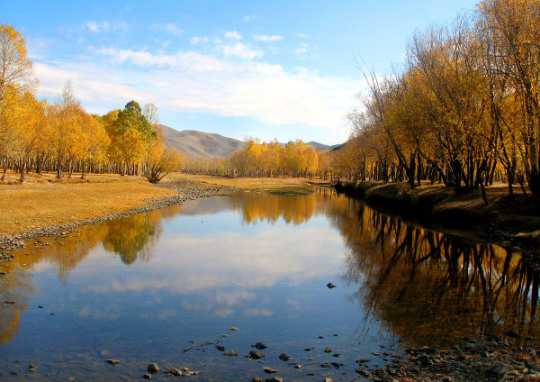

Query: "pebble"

xmin=263 ymin=367 xmax=278 ymax=374
xmin=106 ymin=359 xmax=120 ymax=365
xmin=324 ymin=347 xmax=332 ymax=353
xmin=143 ymin=373 xmax=152 ymax=380
xmin=253 ymin=342 xmax=268 ymax=350
xmin=224 ymin=350 xmax=238 ymax=357
xmin=326 ymin=282 xmax=336 ymax=289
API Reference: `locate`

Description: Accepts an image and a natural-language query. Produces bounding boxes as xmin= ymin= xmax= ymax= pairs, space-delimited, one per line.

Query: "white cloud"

xmin=94 ymin=47 xmax=225 ymax=70
xmin=190 ymin=36 xmax=209 ymax=45
xmin=220 ymin=42 xmax=263 ymax=60
xmin=253 ymin=34 xmax=283 ymax=42
xmin=242 ymin=15 xmax=255 ymax=22
xmin=84 ymin=21 xmax=127 ymax=33
xmin=33 ymin=61 xmax=147 ymax=105
xmin=224 ymin=30 xmax=242 ymax=40
xmin=33 ymin=46 xmax=361 ymax=142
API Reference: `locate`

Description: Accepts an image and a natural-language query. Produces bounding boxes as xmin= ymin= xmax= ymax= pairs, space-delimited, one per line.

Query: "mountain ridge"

xmin=160 ymin=124 xmax=340 ymax=159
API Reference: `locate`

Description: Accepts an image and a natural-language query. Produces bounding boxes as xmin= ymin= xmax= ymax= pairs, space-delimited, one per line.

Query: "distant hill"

xmin=160 ymin=125 xmax=244 ymax=159
xmin=306 ymin=141 xmax=343 ymax=151
xmin=329 ymin=143 xmax=346 ymax=151
xmin=160 ymin=124 xmax=340 ymax=158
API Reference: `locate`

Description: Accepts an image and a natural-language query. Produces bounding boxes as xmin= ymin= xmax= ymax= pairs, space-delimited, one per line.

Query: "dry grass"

xmin=0 ymin=171 xmax=176 ymax=235
xmin=0 ymin=171 xmax=319 ymax=236
xmin=166 ymin=173 xmax=316 ymax=191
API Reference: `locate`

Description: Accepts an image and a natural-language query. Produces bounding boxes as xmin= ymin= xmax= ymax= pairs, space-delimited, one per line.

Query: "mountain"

xmin=160 ymin=125 xmax=244 ymax=159
xmin=160 ymin=124 xmax=340 ymax=159
xmin=306 ymin=141 xmax=343 ymax=151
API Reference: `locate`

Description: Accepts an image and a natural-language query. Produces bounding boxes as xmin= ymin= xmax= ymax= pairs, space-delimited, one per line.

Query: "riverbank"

xmin=0 ymin=173 xmax=316 ymax=253
xmin=0 ymin=172 xmax=231 ymax=253
xmin=168 ymin=173 xmax=317 ymax=193
xmin=335 ymin=181 xmax=540 ymax=250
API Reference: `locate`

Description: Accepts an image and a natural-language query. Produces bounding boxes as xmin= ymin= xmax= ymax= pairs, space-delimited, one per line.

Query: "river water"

xmin=0 ymin=189 xmax=538 ymax=381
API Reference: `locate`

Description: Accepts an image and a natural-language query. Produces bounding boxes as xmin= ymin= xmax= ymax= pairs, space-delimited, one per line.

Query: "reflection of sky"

xmin=82 ymin=216 xmax=344 ymax=294
xmin=0 ymin=195 xmax=396 ymax=381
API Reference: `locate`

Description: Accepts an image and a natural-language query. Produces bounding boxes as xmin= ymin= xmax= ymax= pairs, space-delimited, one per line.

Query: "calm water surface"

xmin=0 ymin=190 xmax=538 ymax=381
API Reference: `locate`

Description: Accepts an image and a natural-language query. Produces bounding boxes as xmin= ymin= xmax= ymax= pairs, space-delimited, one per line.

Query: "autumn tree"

xmin=0 ymin=24 xmax=32 ymax=101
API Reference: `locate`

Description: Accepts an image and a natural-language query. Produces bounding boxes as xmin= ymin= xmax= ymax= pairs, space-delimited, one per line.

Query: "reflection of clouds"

xmin=84 ymin=225 xmax=344 ymax=295
xmin=78 ymin=305 xmax=120 ymax=320
xmin=76 ymin=220 xmax=345 ymax=319
xmin=244 ymin=308 xmax=273 ymax=317
xmin=215 ymin=290 xmax=255 ymax=306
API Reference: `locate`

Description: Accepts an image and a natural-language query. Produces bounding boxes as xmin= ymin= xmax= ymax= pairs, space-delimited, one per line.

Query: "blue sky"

xmin=1 ymin=0 xmax=477 ymax=144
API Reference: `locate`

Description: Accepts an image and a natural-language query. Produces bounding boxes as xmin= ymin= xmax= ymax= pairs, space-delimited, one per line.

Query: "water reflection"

xmin=326 ymin=198 xmax=540 ymax=345
xmin=0 ymin=189 xmax=538 ymax=379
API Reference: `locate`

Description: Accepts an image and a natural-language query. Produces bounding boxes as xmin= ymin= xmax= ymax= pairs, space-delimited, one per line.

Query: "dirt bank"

xmin=335 ymin=181 xmax=540 ymax=251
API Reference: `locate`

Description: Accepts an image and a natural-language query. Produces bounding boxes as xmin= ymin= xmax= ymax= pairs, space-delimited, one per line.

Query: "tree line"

xmin=333 ymin=0 xmax=539 ymax=196
xmin=0 ymin=25 xmax=181 ymax=183
xmin=183 ymin=140 xmax=328 ymax=178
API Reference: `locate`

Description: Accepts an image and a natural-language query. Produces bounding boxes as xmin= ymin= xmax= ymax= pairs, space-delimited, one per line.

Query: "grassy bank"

xmin=166 ymin=173 xmax=316 ymax=193
xmin=0 ymin=172 xmax=317 ymax=238
xmin=335 ymin=181 xmax=540 ymax=247
xmin=0 ymin=172 xmax=179 ymax=236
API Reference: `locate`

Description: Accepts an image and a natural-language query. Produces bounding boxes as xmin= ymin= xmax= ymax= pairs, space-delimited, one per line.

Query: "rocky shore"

xmin=354 ymin=336 xmax=539 ymax=382
xmin=0 ymin=183 xmax=229 ymax=254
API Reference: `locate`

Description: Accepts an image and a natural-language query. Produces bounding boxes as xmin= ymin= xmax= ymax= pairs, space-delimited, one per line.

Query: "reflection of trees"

xmin=328 ymin=201 xmax=540 ymax=346
xmin=0 ymin=208 xmax=169 ymax=344
xmin=230 ymin=188 xmax=340 ymax=225
xmin=0 ymin=269 xmax=32 ymax=344
xmin=103 ymin=211 xmax=163 ymax=265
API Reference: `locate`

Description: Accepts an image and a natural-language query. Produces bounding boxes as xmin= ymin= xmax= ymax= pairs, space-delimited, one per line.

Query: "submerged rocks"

xmin=278 ymin=353 xmax=290 ymax=362
xmin=253 ymin=342 xmax=268 ymax=350
xmin=224 ymin=350 xmax=238 ymax=357
xmin=147 ymin=363 xmax=159 ymax=373
xmin=263 ymin=367 xmax=278 ymax=374
xmin=168 ymin=367 xmax=199 ymax=377
xmin=249 ymin=350 xmax=265 ymax=360
xmin=265 ymin=377 xmax=283 ymax=382
xmin=168 ymin=368 xmax=182 ymax=376
xmin=106 ymin=359 xmax=120 ymax=366
xmin=326 ymin=282 xmax=336 ymax=289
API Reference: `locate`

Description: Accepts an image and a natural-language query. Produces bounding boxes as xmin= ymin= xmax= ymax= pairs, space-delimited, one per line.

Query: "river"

xmin=0 ymin=189 xmax=538 ymax=381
